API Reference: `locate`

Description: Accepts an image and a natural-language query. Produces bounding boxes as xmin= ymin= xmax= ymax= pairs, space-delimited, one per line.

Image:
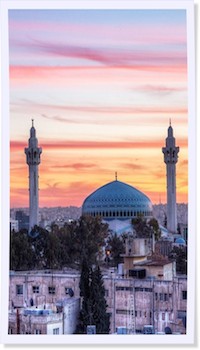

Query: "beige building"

xmin=9 ymin=268 xmax=187 ymax=335
xmin=9 ymin=297 xmax=80 ymax=335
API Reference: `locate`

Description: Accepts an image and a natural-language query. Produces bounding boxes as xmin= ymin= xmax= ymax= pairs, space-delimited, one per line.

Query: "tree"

xmin=148 ymin=218 xmax=161 ymax=241
xmin=74 ymin=215 xmax=109 ymax=266
xmin=76 ymin=263 xmax=110 ymax=334
xmin=168 ymin=246 xmax=187 ymax=275
xmin=132 ymin=217 xmax=161 ymax=241
xmin=10 ymin=230 xmax=34 ymax=270
xmin=89 ymin=266 xmax=110 ymax=334
xmin=107 ymin=233 xmax=125 ymax=266
xmin=76 ymin=259 xmax=92 ymax=334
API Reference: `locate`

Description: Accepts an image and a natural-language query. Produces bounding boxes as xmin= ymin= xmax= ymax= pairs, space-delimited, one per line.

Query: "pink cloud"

xmin=16 ymin=39 xmax=186 ymax=66
xmin=10 ymin=138 xmax=188 ymax=152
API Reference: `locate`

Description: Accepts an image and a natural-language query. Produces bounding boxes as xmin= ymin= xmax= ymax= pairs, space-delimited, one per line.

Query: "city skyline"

xmin=9 ymin=9 xmax=188 ymax=208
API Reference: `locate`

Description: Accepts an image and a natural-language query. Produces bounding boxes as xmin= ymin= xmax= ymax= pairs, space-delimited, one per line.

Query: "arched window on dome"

xmin=120 ymin=211 xmax=122 ymax=217
xmin=113 ymin=212 xmax=115 ymax=217
xmin=116 ymin=211 xmax=119 ymax=216
xmin=127 ymin=211 xmax=130 ymax=217
xmin=106 ymin=211 xmax=108 ymax=217
xmin=134 ymin=211 xmax=136 ymax=216
xmin=124 ymin=211 xmax=126 ymax=216
xmin=130 ymin=211 xmax=133 ymax=216
xmin=109 ymin=211 xmax=112 ymax=217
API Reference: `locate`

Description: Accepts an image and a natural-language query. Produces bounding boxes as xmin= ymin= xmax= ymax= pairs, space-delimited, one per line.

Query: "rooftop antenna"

xmin=31 ymin=118 xmax=34 ymax=127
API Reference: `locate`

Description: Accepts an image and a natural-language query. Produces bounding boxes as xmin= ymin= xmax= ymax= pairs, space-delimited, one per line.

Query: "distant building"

xmin=10 ymin=219 xmax=19 ymax=232
xmin=15 ymin=210 xmax=29 ymax=231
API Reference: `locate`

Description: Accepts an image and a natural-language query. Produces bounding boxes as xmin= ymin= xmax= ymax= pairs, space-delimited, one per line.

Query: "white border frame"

xmin=0 ymin=0 xmax=196 ymax=345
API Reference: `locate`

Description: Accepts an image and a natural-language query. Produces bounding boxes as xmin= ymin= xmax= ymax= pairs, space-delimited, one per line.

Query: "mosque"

xmin=82 ymin=122 xmax=180 ymax=236
xmin=82 ymin=175 xmax=153 ymax=235
xmin=25 ymin=121 xmax=180 ymax=237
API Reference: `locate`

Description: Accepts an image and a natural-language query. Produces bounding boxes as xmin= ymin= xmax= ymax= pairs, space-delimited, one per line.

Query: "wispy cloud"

xmin=10 ymin=138 xmax=188 ymax=152
xmin=10 ymin=38 xmax=187 ymax=67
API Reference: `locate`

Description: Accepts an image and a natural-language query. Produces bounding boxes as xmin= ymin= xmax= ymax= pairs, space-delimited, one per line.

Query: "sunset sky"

xmin=9 ymin=9 xmax=188 ymax=208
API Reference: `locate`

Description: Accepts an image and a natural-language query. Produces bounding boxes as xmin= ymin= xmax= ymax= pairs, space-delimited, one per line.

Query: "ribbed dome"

xmin=82 ymin=180 xmax=152 ymax=220
xmin=175 ymin=237 xmax=186 ymax=245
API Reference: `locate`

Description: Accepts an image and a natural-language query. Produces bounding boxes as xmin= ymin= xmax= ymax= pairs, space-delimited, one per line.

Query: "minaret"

xmin=25 ymin=120 xmax=42 ymax=232
xmin=162 ymin=121 xmax=179 ymax=233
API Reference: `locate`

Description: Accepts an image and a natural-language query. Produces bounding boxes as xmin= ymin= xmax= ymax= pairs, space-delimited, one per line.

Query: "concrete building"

xmin=24 ymin=120 xmax=42 ymax=232
xmin=162 ymin=123 xmax=179 ymax=234
xmin=10 ymin=219 xmax=19 ymax=232
xmin=8 ymin=298 xmax=80 ymax=335
xmin=15 ymin=210 xmax=29 ymax=231
xmin=9 ymin=268 xmax=187 ymax=335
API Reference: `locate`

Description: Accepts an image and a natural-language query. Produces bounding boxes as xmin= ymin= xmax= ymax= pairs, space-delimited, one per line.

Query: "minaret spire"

xmin=162 ymin=123 xmax=179 ymax=233
xmin=25 ymin=121 xmax=42 ymax=233
xmin=115 ymin=172 xmax=118 ymax=181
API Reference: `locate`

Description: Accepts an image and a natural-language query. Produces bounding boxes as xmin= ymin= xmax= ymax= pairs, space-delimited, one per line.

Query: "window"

xmin=160 ymin=293 xmax=164 ymax=301
xmin=182 ymin=291 xmax=187 ymax=300
xmin=164 ymin=293 xmax=168 ymax=301
xmin=116 ymin=286 xmax=132 ymax=291
xmin=116 ymin=309 xmax=130 ymax=315
xmin=16 ymin=285 xmax=23 ymax=295
xmin=32 ymin=286 xmax=39 ymax=294
xmin=135 ymin=310 xmax=137 ymax=317
xmin=34 ymin=329 xmax=41 ymax=334
xmin=48 ymin=286 xmax=56 ymax=294
xmin=155 ymin=292 xmax=158 ymax=301
xmin=162 ymin=312 xmax=165 ymax=321
xmin=53 ymin=328 xmax=60 ymax=334
xmin=105 ymin=289 xmax=109 ymax=297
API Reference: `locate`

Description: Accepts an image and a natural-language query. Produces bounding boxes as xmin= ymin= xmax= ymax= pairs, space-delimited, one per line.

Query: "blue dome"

xmin=82 ymin=180 xmax=152 ymax=220
xmin=175 ymin=237 xmax=186 ymax=245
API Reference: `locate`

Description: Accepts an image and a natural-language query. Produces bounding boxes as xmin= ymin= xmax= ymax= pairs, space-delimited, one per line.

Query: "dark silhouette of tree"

xmin=107 ymin=233 xmax=125 ymax=266
xmin=10 ymin=230 xmax=34 ymax=270
xmin=148 ymin=218 xmax=161 ymax=241
xmin=10 ymin=216 xmax=109 ymax=271
xmin=132 ymin=217 xmax=161 ymax=241
xmin=168 ymin=246 xmax=187 ymax=275
xmin=76 ymin=263 xmax=110 ymax=334
xmin=76 ymin=259 xmax=92 ymax=334
xmin=89 ymin=266 xmax=110 ymax=333
xmin=74 ymin=215 xmax=109 ymax=266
